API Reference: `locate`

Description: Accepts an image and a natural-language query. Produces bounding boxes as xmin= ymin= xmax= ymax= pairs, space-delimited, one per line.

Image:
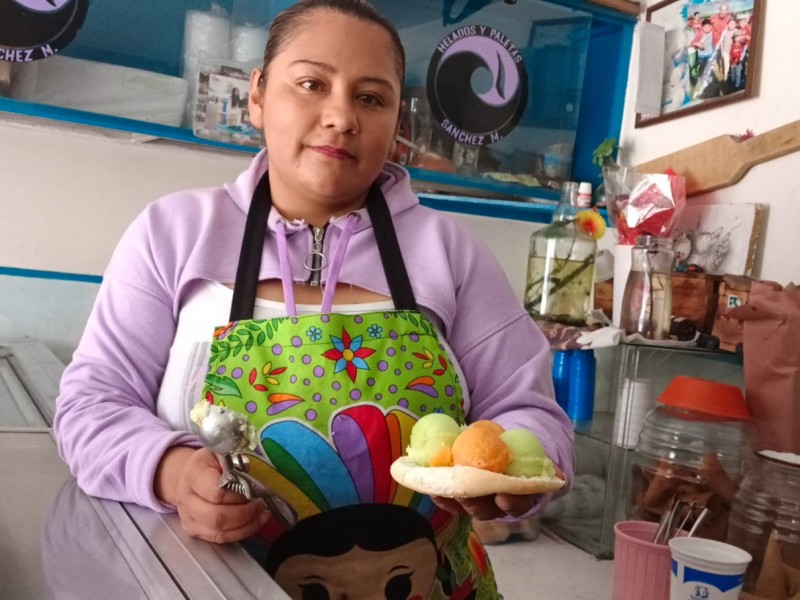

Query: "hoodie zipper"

xmin=307 ymin=225 xmax=327 ymax=287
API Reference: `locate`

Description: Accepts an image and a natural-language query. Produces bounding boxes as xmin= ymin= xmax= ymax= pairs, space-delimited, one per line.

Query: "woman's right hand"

xmin=154 ymin=446 xmax=271 ymax=544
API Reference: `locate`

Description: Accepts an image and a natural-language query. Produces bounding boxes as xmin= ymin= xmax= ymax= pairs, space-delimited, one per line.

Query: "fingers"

xmin=430 ymin=495 xmax=505 ymax=520
xmin=171 ymin=448 xmax=272 ymax=543
xmin=431 ymin=494 xmax=539 ymax=520
xmin=185 ymin=449 xmax=249 ymax=506
xmin=458 ymin=497 xmax=507 ymax=521
xmin=180 ymin=499 xmax=271 ymax=544
xmin=429 ymin=496 xmax=469 ymax=516
xmin=194 ymin=475 xmax=252 ymax=506
xmin=495 ymin=493 xmax=538 ymax=518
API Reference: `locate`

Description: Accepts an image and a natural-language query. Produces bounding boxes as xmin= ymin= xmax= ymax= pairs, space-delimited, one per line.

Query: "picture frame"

xmin=636 ymin=0 xmax=762 ymax=127
xmin=192 ymin=60 xmax=263 ymax=148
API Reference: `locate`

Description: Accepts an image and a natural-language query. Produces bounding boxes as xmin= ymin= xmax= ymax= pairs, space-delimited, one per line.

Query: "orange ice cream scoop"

xmin=468 ymin=420 xmax=505 ymax=436
xmin=429 ymin=446 xmax=454 ymax=467
xmin=451 ymin=427 xmax=510 ymax=473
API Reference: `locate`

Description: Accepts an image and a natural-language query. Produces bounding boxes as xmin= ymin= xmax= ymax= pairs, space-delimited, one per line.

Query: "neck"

xmin=267 ymin=173 xmax=368 ymax=228
xmin=275 ymin=201 xmax=365 ymax=228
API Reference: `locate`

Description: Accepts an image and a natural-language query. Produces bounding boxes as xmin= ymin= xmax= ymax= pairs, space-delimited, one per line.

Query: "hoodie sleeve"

xmin=444 ymin=222 xmax=576 ymax=512
xmin=53 ymin=204 xmax=201 ymax=512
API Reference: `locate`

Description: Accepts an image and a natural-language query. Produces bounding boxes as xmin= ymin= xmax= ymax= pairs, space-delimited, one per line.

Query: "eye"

xmin=300 ymin=79 xmax=324 ymax=92
xmin=300 ymin=583 xmax=330 ymax=600
xmin=384 ymin=573 xmax=412 ymax=600
xmin=358 ymin=93 xmax=384 ymax=107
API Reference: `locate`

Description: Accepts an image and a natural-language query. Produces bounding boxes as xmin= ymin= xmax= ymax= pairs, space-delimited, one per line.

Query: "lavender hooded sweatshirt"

xmin=54 ymin=152 xmax=575 ymax=513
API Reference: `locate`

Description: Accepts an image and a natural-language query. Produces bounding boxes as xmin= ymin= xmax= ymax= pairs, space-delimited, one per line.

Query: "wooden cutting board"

xmin=635 ymin=120 xmax=800 ymax=197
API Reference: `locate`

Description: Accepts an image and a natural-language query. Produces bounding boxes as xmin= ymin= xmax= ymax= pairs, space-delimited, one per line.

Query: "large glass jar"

xmin=727 ymin=451 xmax=800 ymax=593
xmin=629 ymin=377 xmax=750 ymax=542
xmin=620 ymin=235 xmax=675 ymax=340
xmin=524 ymin=184 xmax=596 ymax=326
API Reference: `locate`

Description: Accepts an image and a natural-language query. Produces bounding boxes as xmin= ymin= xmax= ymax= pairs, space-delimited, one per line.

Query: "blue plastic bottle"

xmin=567 ymin=349 xmax=596 ymax=425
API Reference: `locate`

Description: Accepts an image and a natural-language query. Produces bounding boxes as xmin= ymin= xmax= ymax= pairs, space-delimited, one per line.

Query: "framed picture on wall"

xmin=636 ymin=0 xmax=762 ymax=127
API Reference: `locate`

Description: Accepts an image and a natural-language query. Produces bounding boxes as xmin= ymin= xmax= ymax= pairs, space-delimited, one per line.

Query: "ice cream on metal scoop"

xmin=190 ymin=401 xmax=257 ymax=455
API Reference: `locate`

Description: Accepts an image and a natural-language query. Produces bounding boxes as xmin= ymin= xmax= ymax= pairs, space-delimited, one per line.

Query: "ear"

xmin=248 ymin=68 xmax=266 ymax=129
xmin=387 ymin=100 xmax=405 ymax=160
xmin=395 ymin=100 xmax=406 ymax=138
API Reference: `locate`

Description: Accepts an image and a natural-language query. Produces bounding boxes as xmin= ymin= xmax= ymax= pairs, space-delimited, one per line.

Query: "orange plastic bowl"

xmin=657 ymin=376 xmax=750 ymax=421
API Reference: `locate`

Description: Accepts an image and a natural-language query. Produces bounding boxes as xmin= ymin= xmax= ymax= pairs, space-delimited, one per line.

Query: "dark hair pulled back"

xmin=259 ymin=0 xmax=405 ymax=88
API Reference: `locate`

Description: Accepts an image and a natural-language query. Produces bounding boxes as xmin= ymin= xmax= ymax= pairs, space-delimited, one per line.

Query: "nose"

xmin=320 ymin=91 xmax=359 ymax=134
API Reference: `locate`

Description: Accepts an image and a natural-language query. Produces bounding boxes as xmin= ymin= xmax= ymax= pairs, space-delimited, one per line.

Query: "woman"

xmin=54 ymin=1 xmax=574 ymax=597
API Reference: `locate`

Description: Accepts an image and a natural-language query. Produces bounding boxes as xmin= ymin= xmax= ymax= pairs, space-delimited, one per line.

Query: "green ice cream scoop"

xmin=406 ymin=413 xmax=462 ymax=466
xmin=499 ymin=429 xmax=556 ymax=478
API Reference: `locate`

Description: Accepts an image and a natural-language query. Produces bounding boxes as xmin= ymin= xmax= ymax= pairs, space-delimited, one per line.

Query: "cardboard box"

xmin=671 ymin=272 xmax=721 ymax=333
xmin=712 ymin=275 xmax=753 ymax=352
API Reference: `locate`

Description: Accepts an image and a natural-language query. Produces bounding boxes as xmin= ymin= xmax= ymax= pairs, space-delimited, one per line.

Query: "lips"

xmin=311 ymin=145 xmax=355 ymax=160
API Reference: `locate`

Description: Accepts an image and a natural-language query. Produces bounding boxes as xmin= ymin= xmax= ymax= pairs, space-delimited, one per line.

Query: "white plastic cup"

xmin=614 ymin=377 xmax=655 ymax=449
xmin=668 ymin=538 xmax=752 ymax=600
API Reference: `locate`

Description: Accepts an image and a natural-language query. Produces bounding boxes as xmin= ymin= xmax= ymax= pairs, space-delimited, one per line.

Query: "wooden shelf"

xmin=587 ymin=0 xmax=641 ymax=16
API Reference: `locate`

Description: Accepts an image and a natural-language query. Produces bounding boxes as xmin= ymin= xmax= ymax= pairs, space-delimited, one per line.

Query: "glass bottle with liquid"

xmin=620 ymin=236 xmax=675 ymax=340
xmin=525 ymin=183 xmax=596 ymax=326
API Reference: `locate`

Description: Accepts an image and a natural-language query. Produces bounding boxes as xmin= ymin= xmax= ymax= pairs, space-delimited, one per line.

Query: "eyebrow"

xmin=288 ymin=59 xmax=396 ymax=88
xmin=388 ymin=565 xmax=411 ymax=573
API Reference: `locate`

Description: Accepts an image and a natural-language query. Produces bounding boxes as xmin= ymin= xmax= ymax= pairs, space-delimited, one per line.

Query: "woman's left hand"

xmin=428 ymin=463 xmax=565 ymax=520
xmin=429 ymin=494 xmax=539 ymax=520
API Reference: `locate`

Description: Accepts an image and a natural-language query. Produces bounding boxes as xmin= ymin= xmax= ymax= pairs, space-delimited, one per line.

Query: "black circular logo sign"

xmin=427 ymin=25 xmax=528 ymax=146
xmin=0 ymin=0 xmax=89 ymax=62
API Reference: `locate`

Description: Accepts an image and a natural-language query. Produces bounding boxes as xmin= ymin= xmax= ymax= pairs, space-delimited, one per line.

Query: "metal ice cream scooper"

xmin=191 ymin=402 xmax=298 ymax=530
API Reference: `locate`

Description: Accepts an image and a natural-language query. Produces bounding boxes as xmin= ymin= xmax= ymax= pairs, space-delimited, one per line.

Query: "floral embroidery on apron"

xmin=200 ymin=173 xmax=499 ymax=599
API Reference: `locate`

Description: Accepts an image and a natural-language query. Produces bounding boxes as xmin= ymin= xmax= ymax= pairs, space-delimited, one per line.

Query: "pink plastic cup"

xmin=613 ymin=520 xmax=684 ymax=600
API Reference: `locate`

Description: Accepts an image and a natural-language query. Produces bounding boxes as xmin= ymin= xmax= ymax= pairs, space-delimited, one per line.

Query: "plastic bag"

xmin=730 ymin=282 xmax=800 ymax=453
xmin=603 ymin=166 xmax=687 ymax=245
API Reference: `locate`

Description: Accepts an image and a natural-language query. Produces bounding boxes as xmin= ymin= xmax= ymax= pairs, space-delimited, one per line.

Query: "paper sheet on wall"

xmin=671 ymin=203 xmax=765 ymax=276
xmin=635 ymin=21 xmax=665 ymax=118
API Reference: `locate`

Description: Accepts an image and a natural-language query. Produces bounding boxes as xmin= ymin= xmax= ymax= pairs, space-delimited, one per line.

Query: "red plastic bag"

xmin=604 ymin=167 xmax=686 ymax=244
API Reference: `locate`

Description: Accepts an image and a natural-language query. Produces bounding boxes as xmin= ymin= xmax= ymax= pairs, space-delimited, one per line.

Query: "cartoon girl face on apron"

xmin=201 ymin=173 xmax=498 ymax=600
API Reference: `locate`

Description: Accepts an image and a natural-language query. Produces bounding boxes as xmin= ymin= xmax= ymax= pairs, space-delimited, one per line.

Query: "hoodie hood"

xmin=223 ymin=150 xmax=420 ymax=234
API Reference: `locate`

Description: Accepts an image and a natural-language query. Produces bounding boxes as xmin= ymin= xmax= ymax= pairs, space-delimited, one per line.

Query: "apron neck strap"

xmin=365 ymin=183 xmax=417 ymax=312
xmin=229 ymin=171 xmax=272 ymax=322
xmin=229 ymin=172 xmax=417 ymax=322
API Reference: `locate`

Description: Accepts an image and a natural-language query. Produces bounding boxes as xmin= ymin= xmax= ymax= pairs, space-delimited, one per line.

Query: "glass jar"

xmin=629 ymin=378 xmax=750 ymax=542
xmin=620 ymin=235 xmax=675 ymax=340
xmin=524 ymin=185 xmax=596 ymax=326
xmin=727 ymin=451 xmax=800 ymax=593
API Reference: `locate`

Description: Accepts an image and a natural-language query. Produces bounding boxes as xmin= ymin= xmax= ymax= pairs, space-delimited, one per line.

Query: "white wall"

xmin=621 ymin=0 xmax=800 ymax=285
xmin=0 ymin=117 xmax=248 ymax=275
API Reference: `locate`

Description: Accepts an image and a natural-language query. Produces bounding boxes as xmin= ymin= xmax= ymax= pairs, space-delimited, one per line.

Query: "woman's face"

xmin=248 ymin=11 xmax=402 ymax=216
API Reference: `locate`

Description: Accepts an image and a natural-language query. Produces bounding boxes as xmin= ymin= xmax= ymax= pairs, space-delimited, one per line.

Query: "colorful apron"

xmin=201 ymin=173 xmax=498 ymax=600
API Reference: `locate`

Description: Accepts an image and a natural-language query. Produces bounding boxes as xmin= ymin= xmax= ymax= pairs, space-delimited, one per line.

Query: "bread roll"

xmin=390 ymin=457 xmax=566 ymax=498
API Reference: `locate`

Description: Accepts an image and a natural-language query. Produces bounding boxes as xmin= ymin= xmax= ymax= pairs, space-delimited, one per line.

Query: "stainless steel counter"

xmin=0 ymin=341 xmax=60 ymax=428
xmin=0 ymin=342 xmax=290 ymax=600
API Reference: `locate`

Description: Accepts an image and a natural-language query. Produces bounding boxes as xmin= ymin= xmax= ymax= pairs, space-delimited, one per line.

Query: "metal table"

xmin=0 ymin=341 xmax=290 ymax=599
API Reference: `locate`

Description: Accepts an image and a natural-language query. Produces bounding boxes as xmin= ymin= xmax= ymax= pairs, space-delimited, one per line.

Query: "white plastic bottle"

xmin=577 ymin=182 xmax=593 ymax=208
